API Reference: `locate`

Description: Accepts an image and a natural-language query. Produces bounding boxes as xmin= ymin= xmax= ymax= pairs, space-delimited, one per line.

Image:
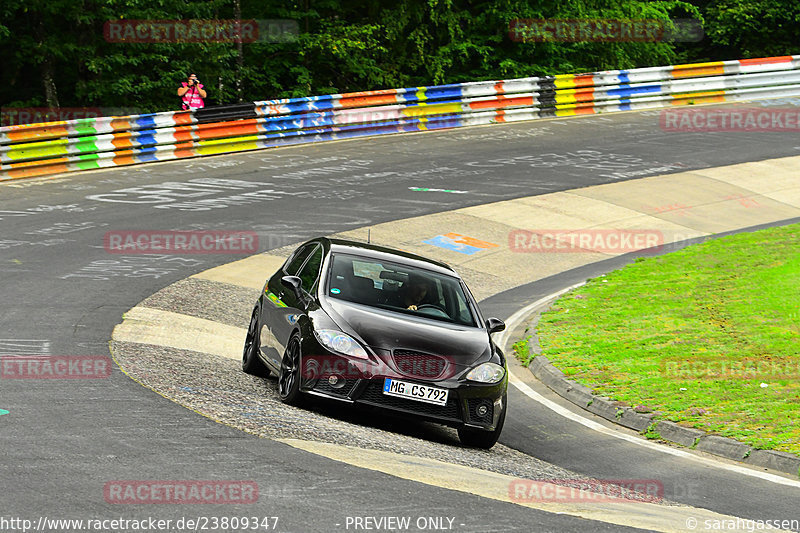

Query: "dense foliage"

xmin=1 ymin=0 xmax=798 ymax=113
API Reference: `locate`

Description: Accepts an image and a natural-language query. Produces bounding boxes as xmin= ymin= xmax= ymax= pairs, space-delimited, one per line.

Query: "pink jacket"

xmin=180 ymin=82 xmax=205 ymax=109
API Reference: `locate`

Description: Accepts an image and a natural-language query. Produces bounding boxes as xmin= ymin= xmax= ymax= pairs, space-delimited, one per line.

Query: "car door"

xmin=268 ymin=243 xmax=324 ymax=359
xmin=259 ymin=243 xmax=316 ymax=367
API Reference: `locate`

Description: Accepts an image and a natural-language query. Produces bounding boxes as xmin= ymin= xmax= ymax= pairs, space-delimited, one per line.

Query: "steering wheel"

xmin=415 ymin=303 xmax=447 ymax=313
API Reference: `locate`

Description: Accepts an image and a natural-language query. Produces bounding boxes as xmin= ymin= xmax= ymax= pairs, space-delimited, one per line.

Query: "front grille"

xmin=392 ymin=350 xmax=448 ymax=379
xmin=467 ymin=398 xmax=494 ymax=425
xmin=357 ymin=381 xmax=461 ymax=422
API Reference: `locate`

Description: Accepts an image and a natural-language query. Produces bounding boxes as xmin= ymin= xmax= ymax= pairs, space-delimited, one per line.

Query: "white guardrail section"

xmin=2 ymin=55 xmax=799 ymax=181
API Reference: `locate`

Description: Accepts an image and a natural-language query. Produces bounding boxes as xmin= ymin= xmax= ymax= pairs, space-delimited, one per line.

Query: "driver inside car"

xmin=396 ymin=273 xmax=433 ymax=311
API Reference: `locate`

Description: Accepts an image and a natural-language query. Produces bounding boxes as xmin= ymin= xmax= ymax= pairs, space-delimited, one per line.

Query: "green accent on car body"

xmin=266 ymin=291 xmax=287 ymax=308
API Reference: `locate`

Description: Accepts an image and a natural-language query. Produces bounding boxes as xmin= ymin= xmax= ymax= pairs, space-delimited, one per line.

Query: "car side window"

xmin=455 ymin=290 xmax=471 ymax=322
xmin=429 ymin=279 xmax=444 ymax=307
xmin=297 ymin=245 xmax=323 ymax=293
xmin=284 ymin=244 xmax=314 ymax=275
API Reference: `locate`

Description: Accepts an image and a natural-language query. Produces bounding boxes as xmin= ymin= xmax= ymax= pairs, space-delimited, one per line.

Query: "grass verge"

xmin=512 ymin=334 xmax=534 ymax=367
xmin=535 ymin=223 xmax=800 ymax=455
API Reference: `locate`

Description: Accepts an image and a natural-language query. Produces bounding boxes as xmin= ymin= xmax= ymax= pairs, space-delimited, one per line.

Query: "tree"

xmin=0 ymin=0 xmax=795 ymax=116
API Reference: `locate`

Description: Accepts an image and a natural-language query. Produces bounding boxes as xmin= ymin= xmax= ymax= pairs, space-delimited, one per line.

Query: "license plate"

xmin=382 ymin=378 xmax=449 ymax=406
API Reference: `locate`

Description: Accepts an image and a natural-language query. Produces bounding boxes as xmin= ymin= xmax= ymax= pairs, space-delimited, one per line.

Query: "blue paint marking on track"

xmin=423 ymin=235 xmax=482 ymax=255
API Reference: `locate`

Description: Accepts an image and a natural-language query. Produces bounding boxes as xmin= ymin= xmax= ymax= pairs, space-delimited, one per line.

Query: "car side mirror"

xmin=486 ymin=317 xmax=506 ymax=334
xmin=281 ymin=275 xmax=303 ymax=299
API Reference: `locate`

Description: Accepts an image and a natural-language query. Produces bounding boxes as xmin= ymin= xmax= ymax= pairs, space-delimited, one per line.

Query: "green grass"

xmin=535 ymin=223 xmax=800 ymax=454
xmin=512 ymin=334 xmax=534 ymax=366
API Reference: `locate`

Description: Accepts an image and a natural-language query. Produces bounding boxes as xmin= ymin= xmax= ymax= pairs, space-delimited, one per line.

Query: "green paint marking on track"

xmin=0 ymin=409 xmax=9 ymax=416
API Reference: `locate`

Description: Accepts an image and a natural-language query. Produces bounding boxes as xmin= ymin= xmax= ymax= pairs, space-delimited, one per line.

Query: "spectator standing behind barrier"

xmin=177 ymin=73 xmax=206 ymax=110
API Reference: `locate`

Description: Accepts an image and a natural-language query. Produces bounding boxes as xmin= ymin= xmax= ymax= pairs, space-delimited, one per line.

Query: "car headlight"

xmin=465 ymin=362 xmax=505 ymax=383
xmin=314 ymin=329 xmax=368 ymax=359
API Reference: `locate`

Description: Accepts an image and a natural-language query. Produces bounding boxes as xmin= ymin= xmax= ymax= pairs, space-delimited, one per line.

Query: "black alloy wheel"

xmin=242 ymin=307 xmax=270 ymax=377
xmin=278 ymin=334 xmax=304 ymax=405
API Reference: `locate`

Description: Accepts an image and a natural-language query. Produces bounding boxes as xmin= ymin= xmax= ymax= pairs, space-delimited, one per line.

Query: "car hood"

xmin=324 ymin=299 xmax=492 ymax=368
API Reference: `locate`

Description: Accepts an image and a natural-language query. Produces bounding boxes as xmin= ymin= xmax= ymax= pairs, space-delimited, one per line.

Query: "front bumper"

xmin=299 ymin=351 xmax=506 ymax=430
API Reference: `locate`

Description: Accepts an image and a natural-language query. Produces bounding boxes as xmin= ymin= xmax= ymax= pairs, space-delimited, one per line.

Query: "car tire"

xmin=278 ymin=333 xmax=304 ymax=405
xmin=457 ymin=394 xmax=506 ymax=449
xmin=242 ymin=307 xmax=270 ymax=377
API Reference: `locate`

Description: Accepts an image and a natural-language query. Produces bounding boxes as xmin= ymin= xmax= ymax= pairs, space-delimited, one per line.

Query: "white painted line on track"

xmin=501 ymin=286 xmax=800 ymax=488
xmin=280 ymin=438 xmax=762 ymax=533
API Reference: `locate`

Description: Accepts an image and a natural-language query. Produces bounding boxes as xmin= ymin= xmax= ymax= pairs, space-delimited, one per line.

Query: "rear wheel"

xmin=278 ymin=334 xmax=304 ymax=405
xmin=242 ymin=307 xmax=270 ymax=377
xmin=458 ymin=394 xmax=506 ymax=449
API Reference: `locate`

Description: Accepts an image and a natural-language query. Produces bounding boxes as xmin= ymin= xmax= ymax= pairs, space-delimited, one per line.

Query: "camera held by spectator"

xmin=177 ymin=73 xmax=207 ymax=110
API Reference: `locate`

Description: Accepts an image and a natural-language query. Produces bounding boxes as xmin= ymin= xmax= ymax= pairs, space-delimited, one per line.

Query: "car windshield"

xmin=326 ymin=253 xmax=477 ymax=327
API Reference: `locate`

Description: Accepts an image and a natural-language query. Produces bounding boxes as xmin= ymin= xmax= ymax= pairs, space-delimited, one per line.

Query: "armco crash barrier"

xmin=2 ymin=55 xmax=800 ymax=181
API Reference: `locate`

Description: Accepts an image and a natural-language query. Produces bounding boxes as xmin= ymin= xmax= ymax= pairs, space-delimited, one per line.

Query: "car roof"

xmin=317 ymin=237 xmax=459 ymax=277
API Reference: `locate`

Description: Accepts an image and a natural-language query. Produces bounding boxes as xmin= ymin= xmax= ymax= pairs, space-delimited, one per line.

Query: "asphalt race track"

xmin=2 ymin=103 xmax=800 ymax=532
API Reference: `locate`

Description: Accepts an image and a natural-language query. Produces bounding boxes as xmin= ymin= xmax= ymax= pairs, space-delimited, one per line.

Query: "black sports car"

xmin=242 ymin=237 xmax=508 ymax=448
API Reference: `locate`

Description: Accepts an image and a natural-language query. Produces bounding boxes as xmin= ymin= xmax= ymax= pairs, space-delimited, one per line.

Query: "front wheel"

xmin=278 ymin=334 xmax=304 ymax=405
xmin=458 ymin=395 xmax=506 ymax=449
xmin=242 ymin=307 xmax=270 ymax=377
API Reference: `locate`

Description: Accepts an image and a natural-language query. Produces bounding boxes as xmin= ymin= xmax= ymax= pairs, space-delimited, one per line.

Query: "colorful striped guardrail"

xmin=2 ymin=54 xmax=799 ymax=181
